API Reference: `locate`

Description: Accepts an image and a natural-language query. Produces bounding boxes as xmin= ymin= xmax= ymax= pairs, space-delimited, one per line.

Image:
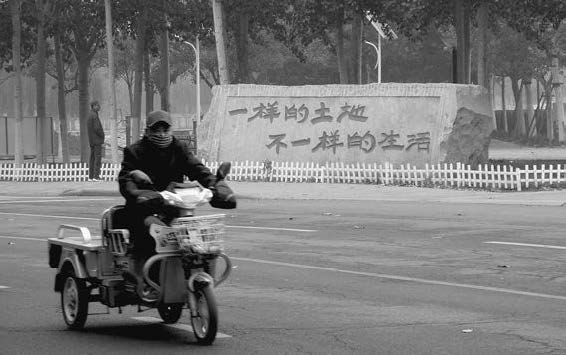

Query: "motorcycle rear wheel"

xmin=61 ymin=271 xmax=89 ymax=330
xmin=191 ymin=285 xmax=218 ymax=345
xmin=157 ymin=303 xmax=183 ymax=324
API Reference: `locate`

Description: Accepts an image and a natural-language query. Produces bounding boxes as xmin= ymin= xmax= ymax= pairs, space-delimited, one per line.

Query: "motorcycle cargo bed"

xmin=47 ymin=237 xmax=103 ymax=251
xmin=48 ymin=224 xmax=103 ymax=251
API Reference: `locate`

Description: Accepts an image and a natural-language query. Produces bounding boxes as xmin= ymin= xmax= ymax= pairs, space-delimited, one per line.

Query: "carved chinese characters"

xmin=230 ymin=101 xmax=431 ymax=155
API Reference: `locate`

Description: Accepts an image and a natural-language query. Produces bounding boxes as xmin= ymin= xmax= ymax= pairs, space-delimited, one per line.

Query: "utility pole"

xmin=105 ymin=0 xmax=118 ymax=163
xmin=211 ymin=0 xmax=230 ymax=84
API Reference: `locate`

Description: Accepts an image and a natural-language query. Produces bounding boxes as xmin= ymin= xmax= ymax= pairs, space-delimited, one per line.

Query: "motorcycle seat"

xmin=101 ymin=205 xmax=134 ymax=256
xmin=101 ymin=205 xmax=130 ymax=235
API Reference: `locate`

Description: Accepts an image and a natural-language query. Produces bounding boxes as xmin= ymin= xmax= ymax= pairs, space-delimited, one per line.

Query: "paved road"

xmin=1 ymin=193 xmax=565 ymax=354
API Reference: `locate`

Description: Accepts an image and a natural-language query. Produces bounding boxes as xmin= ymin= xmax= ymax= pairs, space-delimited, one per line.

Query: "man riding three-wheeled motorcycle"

xmin=48 ymin=110 xmax=236 ymax=345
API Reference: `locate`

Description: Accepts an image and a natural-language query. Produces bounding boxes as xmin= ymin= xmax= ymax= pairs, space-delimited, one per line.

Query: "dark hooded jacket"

xmin=118 ymin=136 xmax=216 ymax=205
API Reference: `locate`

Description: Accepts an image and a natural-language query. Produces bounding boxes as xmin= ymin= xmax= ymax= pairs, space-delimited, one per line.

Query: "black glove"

xmin=129 ymin=170 xmax=153 ymax=188
xmin=135 ymin=190 xmax=164 ymax=213
xmin=209 ymin=180 xmax=237 ymax=209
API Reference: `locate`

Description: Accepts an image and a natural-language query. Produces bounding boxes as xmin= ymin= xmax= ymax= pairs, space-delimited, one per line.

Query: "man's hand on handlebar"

xmin=135 ymin=190 xmax=164 ymax=211
xmin=209 ymin=180 xmax=237 ymax=209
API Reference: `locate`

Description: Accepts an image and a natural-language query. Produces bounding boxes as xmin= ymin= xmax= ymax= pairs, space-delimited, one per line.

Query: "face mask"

xmin=147 ymin=132 xmax=173 ymax=148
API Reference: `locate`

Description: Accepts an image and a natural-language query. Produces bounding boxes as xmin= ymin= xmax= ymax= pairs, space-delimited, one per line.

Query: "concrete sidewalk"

xmin=1 ymin=180 xmax=566 ymax=206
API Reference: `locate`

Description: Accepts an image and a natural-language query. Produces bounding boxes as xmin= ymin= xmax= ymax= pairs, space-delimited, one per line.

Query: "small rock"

xmin=8 ymin=241 xmax=15 ymax=245
xmin=461 ymin=329 xmax=473 ymax=333
xmin=353 ymin=225 xmax=366 ymax=229
xmin=322 ymin=212 xmax=333 ymax=216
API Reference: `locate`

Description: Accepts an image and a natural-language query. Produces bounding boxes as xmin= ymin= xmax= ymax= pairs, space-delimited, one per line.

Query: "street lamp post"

xmin=364 ymin=40 xmax=380 ymax=83
xmin=364 ymin=12 xmax=397 ymax=84
xmin=175 ymin=35 xmax=200 ymax=123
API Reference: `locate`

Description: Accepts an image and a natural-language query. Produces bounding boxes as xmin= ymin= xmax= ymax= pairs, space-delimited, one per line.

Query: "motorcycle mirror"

xmin=216 ymin=162 xmax=231 ymax=180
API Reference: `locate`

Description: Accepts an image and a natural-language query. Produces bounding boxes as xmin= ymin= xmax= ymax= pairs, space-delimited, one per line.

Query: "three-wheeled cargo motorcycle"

xmin=47 ymin=163 xmax=233 ymax=345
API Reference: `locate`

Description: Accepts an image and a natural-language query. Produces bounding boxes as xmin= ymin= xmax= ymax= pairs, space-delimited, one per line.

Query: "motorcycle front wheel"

xmin=158 ymin=303 xmax=183 ymax=324
xmin=191 ymin=285 xmax=218 ymax=345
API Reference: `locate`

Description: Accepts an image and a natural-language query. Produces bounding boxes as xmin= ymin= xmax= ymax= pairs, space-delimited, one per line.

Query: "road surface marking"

xmin=0 ymin=286 xmax=10 ymax=289
xmin=0 ymin=212 xmax=99 ymax=221
xmin=0 ymin=198 xmax=115 ymax=204
xmin=485 ymin=241 xmax=566 ymax=250
xmin=0 ymin=196 xmax=60 ymax=200
xmin=132 ymin=316 xmax=231 ymax=338
xmin=0 ymin=235 xmax=46 ymax=242
xmin=233 ymin=257 xmax=566 ymax=302
xmin=228 ymin=225 xmax=316 ymax=232
xmin=0 ymin=213 xmax=316 ymax=232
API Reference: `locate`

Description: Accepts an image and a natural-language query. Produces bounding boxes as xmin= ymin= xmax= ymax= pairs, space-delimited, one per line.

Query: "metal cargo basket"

xmin=153 ymin=214 xmax=226 ymax=254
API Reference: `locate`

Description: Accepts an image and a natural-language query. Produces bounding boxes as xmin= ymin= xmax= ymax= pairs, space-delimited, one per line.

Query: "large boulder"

xmin=198 ymin=83 xmax=494 ymax=167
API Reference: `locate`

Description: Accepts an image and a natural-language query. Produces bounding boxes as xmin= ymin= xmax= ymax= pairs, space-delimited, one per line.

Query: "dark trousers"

xmin=125 ymin=204 xmax=170 ymax=258
xmin=89 ymin=144 xmax=102 ymax=179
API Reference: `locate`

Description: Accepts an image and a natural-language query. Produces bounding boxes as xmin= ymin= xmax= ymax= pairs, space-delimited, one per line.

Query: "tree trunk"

xmin=454 ymin=0 xmax=471 ymax=84
xmin=77 ymin=55 xmax=91 ymax=162
xmin=236 ymin=11 xmax=249 ymax=83
xmin=490 ymin=74 xmax=496 ymax=131
xmin=556 ymin=84 xmax=566 ymax=143
xmin=352 ymin=15 xmax=363 ymax=84
xmin=159 ymin=13 xmax=170 ymax=111
xmin=54 ymin=28 xmax=69 ymax=163
xmin=511 ymin=78 xmax=525 ymax=137
xmin=132 ymin=9 xmax=147 ymax=140
xmin=463 ymin=1 xmax=471 ymax=84
xmin=144 ymin=49 xmax=153 ymax=114
xmin=476 ymin=3 xmax=488 ymax=87
xmin=546 ymin=83 xmax=553 ymax=140
xmin=211 ymin=0 xmax=230 ymax=84
xmin=552 ymin=57 xmax=565 ymax=142
xmin=11 ymin=0 xmax=24 ymax=167
xmin=35 ymin=0 xmax=47 ymax=164
xmin=525 ymin=79 xmax=536 ymax=137
xmin=501 ymin=77 xmax=508 ymax=132
xmin=336 ymin=22 xmax=348 ymax=84
xmin=105 ymin=0 xmax=119 ymax=163
xmin=127 ymin=84 xmax=133 ymax=116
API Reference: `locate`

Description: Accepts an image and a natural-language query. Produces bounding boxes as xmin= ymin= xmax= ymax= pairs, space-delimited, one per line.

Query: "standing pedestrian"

xmin=87 ymin=100 xmax=105 ymax=181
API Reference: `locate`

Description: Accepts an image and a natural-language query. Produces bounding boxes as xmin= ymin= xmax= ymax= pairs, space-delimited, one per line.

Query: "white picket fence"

xmin=1 ymin=161 xmax=565 ymax=191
